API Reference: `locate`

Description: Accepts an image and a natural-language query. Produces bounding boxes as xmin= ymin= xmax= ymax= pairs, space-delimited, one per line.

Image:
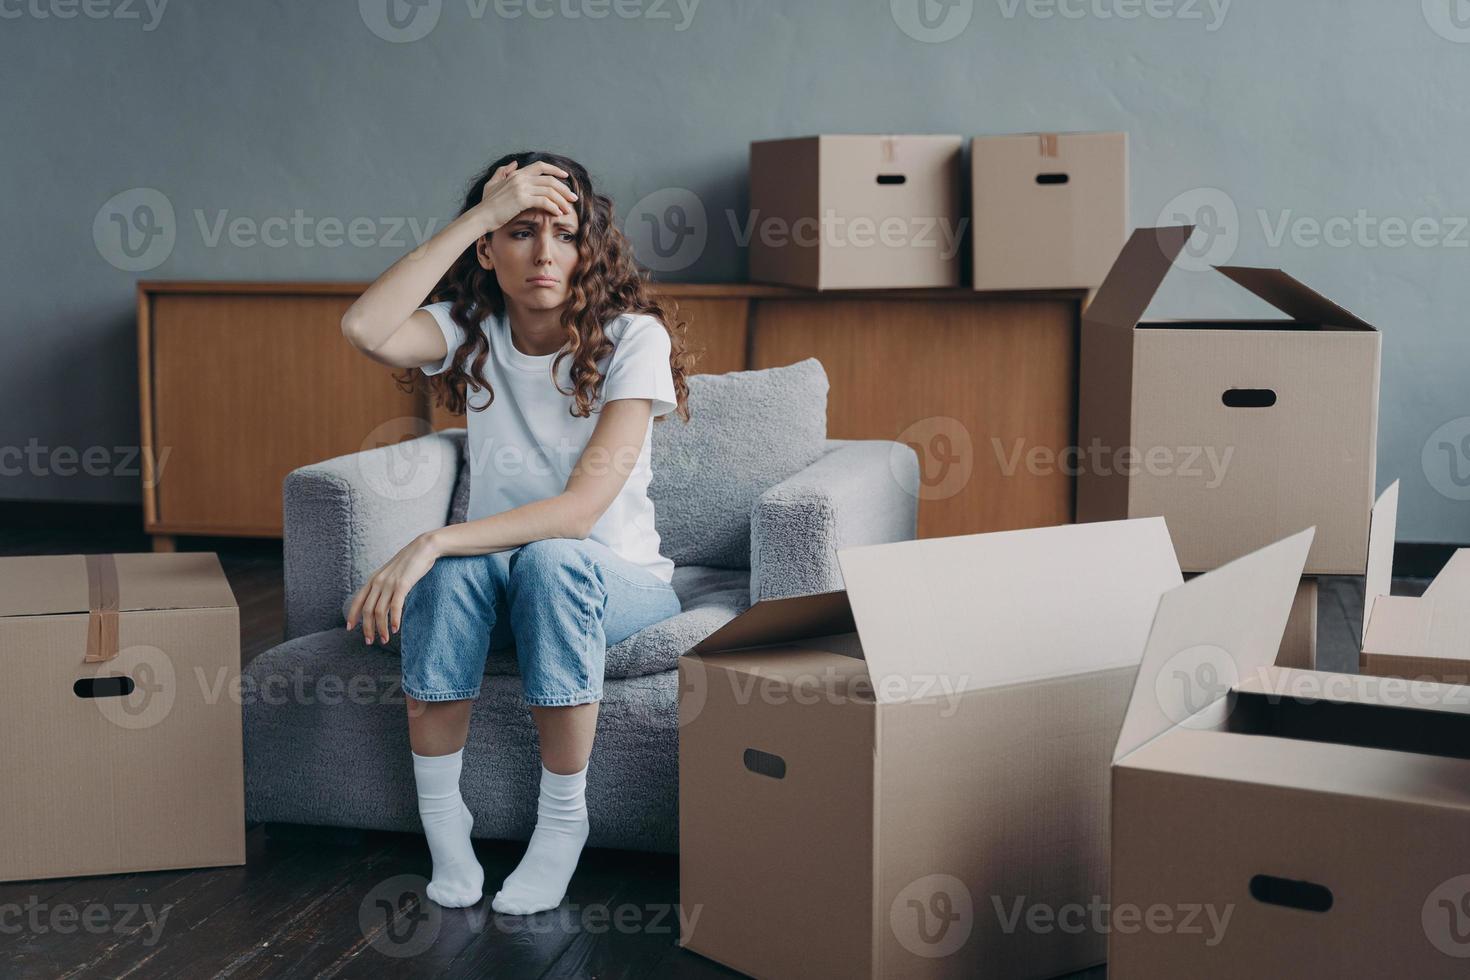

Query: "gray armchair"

xmin=243 ymin=358 xmax=918 ymax=854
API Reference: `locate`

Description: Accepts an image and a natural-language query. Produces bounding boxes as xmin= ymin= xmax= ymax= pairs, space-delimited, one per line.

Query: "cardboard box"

xmin=1277 ymin=577 xmax=1318 ymax=670
xmin=1077 ymin=225 xmax=1381 ymax=574
xmin=1111 ymin=524 xmax=1470 ymax=977
xmin=748 ymin=134 xmax=963 ymax=290
xmin=678 ymin=518 xmax=1185 ymax=979
xmin=0 ymin=552 xmax=244 ymax=882
xmin=971 ymin=131 xmax=1128 ymax=291
xmin=1359 ymin=481 xmax=1470 ymax=684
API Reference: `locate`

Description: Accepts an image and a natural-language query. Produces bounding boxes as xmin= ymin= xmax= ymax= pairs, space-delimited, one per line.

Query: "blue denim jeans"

xmin=399 ymin=537 xmax=681 ymax=706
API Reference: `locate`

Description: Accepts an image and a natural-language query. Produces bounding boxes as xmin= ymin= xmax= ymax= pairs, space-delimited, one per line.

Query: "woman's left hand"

xmin=346 ymin=532 xmax=442 ymax=645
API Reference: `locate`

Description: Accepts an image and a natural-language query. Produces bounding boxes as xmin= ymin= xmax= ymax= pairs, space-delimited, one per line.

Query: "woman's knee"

xmin=404 ymin=554 xmax=493 ymax=623
xmin=508 ymin=539 xmax=602 ymax=597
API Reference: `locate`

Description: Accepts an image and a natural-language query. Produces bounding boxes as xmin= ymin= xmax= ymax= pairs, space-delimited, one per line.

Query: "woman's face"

xmin=478 ymin=207 xmax=580 ymax=312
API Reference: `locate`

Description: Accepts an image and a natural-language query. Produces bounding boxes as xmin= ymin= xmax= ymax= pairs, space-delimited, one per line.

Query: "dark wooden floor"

xmin=0 ymin=502 xmax=1432 ymax=979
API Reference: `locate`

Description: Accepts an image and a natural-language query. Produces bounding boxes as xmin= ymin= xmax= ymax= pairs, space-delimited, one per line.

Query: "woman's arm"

xmin=346 ymin=398 xmax=654 ymax=643
xmin=340 ymin=160 xmax=578 ymax=369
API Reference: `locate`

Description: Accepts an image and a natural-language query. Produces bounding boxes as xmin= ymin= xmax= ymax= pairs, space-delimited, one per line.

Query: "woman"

xmin=340 ymin=151 xmax=692 ymax=914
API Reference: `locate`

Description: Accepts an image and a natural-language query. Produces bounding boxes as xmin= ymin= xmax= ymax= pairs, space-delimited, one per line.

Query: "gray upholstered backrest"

xmin=648 ymin=358 xmax=829 ymax=568
xmin=447 ymin=357 xmax=831 ymax=570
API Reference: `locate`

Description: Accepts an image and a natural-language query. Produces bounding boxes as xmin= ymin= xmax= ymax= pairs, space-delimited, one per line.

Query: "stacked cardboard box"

xmin=747 ymin=131 xmax=1128 ymax=292
xmin=970 ymin=131 xmax=1128 ymax=291
xmin=1077 ymin=224 xmax=1384 ymax=669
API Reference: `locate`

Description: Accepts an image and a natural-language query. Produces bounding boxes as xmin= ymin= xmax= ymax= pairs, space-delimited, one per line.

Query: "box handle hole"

xmin=875 ymin=174 xmax=907 ymax=185
xmin=1036 ymin=173 xmax=1070 ymax=185
xmin=743 ymin=748 xmax=786 ymax=779
xmin=74 ymin=676 xmax=136 ymax=699
xmin=1222 ymin=388 xmax=1278 ymax=408
xmin=1249 ymin=874 xmax=1333 ymax=913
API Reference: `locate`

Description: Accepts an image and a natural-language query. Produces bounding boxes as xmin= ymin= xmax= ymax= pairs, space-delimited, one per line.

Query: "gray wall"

xmin=4 ymin=0 xmax=1468 ymax=545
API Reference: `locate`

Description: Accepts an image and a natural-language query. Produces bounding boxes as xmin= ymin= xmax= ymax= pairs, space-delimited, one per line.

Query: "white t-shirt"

xmin=418 ymin=300 xmax=677 ymax=584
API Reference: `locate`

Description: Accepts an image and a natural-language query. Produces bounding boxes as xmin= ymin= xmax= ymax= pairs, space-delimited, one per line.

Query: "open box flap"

xmin=1113 ymin=527 xmax=1314 ymax=764
xmin=1425 ymin=549 xmax=1470 ymax=602
xmin=836 ymin=517 xmax=1182 ymax=705
xmin=1418 ymin=551 xmax=1470 ymax=662
xmin=1082 ymin=225 xmax=1192 ymax=331
xmin=1362 ymin=481 xmax=1400 ymax=647
xmin=1214 ymin=266 xmax=1375 ymax=331
xmin=690 ymin=588 xmax=855 ymax=656
xmin=0 ymin=552 xmax=237 ymax=619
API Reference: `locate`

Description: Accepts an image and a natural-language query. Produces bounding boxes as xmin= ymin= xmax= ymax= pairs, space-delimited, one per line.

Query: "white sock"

xmin=412 ymin=747 xmax=484 ymax=908
xmin=491 ymin=763 xmax=590 ymax=915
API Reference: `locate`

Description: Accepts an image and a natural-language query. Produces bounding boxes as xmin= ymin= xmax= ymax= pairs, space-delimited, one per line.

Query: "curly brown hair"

xmin=395 ymin=150 xmax=694 ymax=422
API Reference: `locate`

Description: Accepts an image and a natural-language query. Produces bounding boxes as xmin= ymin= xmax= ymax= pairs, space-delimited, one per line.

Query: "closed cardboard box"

xmin=748 ymin=134 xmax=963 ymax=290
xmin=1111 ymin=525 xmax=1470 ymax=977
xmin=971 ymin=131 xmax=1128 ymax=290
xmin=1358 ymin=481 xmax=1470 ymax=684
xmin=678 ymin=518 xmax=1185 ymax=979
xmin=1077 ymin=225 xmax=1381 ymax=574
xmin=0 ymin=552 xmax=244 ymax=882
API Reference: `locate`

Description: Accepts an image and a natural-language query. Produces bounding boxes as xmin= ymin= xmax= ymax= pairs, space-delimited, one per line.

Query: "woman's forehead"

xmin=509 ymin=209 xmax=579 ymax=232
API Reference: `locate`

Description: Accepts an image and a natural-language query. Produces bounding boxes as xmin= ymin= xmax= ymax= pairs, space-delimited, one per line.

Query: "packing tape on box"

xmin=1038 ymin=132 xmax=1059 ymax=158
xmin=84 ymin=553 xmax=120 ymax=663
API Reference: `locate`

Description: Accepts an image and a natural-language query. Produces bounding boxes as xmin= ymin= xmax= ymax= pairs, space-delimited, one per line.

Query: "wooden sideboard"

xmin=139 ymin=281 xmax=1084 ymax=550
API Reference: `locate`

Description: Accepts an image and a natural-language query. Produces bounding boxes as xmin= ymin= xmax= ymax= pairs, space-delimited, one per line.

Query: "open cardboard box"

xmin=1077 ymin=225 xmax=1381 ymax=575
xmin=1359 ymin=480 xmax=1470 ymax=684
xmin=1111 ymin=525 xmax=1470 ymax=977
xmin=678 ymin=518 xmax=1185 ymax=979
xmin=0 ymin=552 xmax=244 ymax=882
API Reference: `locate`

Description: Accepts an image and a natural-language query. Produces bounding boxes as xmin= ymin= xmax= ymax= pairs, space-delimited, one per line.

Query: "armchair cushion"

xmin=647 ymin=357 xmax=830 ymax=569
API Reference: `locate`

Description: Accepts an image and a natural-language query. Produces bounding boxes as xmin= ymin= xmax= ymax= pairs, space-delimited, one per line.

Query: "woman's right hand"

xmin=472 ymin=160 xmax=579 ymax=234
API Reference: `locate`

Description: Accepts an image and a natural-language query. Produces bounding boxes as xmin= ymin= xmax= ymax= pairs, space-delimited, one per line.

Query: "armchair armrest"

xmin=282 ymin=428 xmax=464 ymax=640
xmin=748 ymin=438 xmax=919 ymax=603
